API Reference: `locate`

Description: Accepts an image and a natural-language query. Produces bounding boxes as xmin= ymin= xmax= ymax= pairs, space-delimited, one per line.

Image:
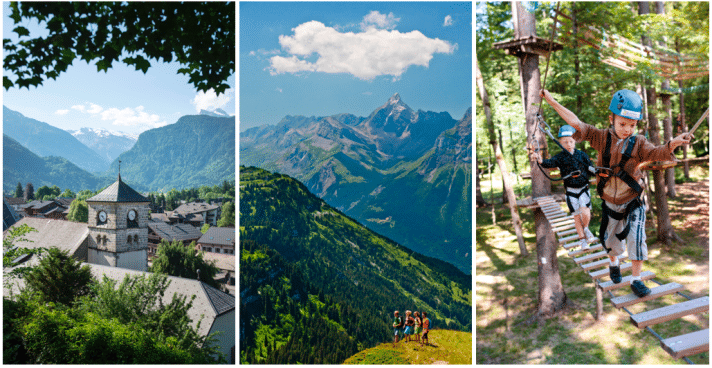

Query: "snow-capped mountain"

xmin=68 ymin=127 xmax=138 ymax=163
xmin=199 ymin=108 xmax=231 ymax=118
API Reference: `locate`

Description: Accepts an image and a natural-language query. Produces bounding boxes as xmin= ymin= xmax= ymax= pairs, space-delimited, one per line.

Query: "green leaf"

xmin=12 ymin=26 xmax=30 ymax=37
xmin=3 ymin=76 xmax=14 ymax=90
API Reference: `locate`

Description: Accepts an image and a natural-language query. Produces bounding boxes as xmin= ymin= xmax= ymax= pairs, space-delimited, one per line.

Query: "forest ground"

xmin=476 ymin=165 xmax=709 ymax=364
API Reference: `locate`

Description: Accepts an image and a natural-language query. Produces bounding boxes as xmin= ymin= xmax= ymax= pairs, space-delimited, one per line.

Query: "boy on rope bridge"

xmin=540 ymin=89 xmax=693 ymax=297
xmin=531 ymin=124 xmax=597 ymax=250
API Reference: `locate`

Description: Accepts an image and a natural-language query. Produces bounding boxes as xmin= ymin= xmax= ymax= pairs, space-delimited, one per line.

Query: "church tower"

xmin=86 ymin=172 xmax=150 ymax=271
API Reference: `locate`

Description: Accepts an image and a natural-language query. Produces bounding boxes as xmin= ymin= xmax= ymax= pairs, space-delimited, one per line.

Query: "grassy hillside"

xmin=343 ymin=329 xmax=472 ymax=365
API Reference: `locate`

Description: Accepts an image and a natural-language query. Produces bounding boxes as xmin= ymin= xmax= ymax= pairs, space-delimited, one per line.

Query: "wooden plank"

xmin=590 ymin=262 xmax=631 ymax=280
xmin=560 ymin=234 xmax=583 ymax=245
xmin=611 ymin=282 xmax=685 ymax=309
xmin=661 ymin=329 xmax=709 ymax=359
xmin=556 ymin=228 xmax=578 ymax=237
xmin=581 ymin=255 xmax=628 ymax=271
xmin=599 ymin=271 xmax=655 ymax=292
xmin=550 ymin=216 xmax=574 ymax=224
xmin=567 ymin=244 xmax=603 ymax=257
xmin=574 ymin=250 xmax=607 ymax=264
xmin=552 ymin=223 xmax=576 ymax=232
xmin=630 ymin=297 xmax=709 ymax=329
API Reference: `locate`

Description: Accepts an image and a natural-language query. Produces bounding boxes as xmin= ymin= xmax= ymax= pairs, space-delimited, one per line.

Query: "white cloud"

xmin=276 ymin=88 xmax=283 ymax=93
xmin=71 ymin=105 xmax=85 ymax=112
xmin=360 ymin=11 xmax=400 ymax=30
xmin=191 ymin=88 xmax=234 ymax=112
xmin=100 ymin=106 xmax=167 ymax=129
xmin=269 ymin=20 xmax=456 ymax=81
xmin=443 ymin=15 xmax=454 ymax=27
xmin=55 ymin=109 xmax=70 ymax=115
xmin=87 ymin=103 xmax=103 ymax=114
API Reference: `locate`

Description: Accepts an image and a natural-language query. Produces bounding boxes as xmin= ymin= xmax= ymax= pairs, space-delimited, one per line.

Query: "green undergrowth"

xmin=477 ymin=166 xmax=709 ymax=364
xmin=344 ymin=329 xmax=472 ymax=365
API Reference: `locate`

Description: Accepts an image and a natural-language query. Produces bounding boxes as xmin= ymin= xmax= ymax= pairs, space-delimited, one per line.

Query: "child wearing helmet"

xmin=540 ymin=89 xmax=692 ymax=298
xmin=531 ymin=124 xmax=596 ymax=249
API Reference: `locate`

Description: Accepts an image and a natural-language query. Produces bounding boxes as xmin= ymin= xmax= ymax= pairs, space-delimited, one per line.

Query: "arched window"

xmin=103 ymin=235 xmax=108 ymax=244
xmin=96 ymin=235 xmax=102 ymax=244
xmin=127 ymin=235 xmax=132 ymax=244
xmin=134 ymin=234 xmax=139 ymax=243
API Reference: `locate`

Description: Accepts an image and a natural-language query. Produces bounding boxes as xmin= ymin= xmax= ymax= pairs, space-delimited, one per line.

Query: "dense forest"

xmin=239 ymin=166 xmax=471 ymax=364
xmin=476 ymin=2 xmax=708 ymax=184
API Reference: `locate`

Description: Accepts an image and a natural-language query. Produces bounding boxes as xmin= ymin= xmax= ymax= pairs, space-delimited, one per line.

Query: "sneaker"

xmin=609 ymin=265 xmax=622 ymax=284
xmin=579 ymin=239 xmax=589 ymax=250
xmin=630 ymin=280 xmax=651 ymax=297
xmin=584 ymin=228 xmax=596 ymax=243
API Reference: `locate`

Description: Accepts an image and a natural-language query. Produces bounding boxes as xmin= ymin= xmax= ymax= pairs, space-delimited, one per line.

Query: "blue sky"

xmin=240 ymin=2 xmax=472 ymax=131
xmin=2 ymin=3 xmax=235 ymax=137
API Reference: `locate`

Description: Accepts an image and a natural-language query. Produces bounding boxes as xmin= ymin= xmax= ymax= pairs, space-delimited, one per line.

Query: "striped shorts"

xmin=602 ymin=199 xmax=648 ymax=261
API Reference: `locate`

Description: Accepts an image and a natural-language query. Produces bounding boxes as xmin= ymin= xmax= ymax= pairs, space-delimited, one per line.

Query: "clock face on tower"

xmin=98 ymin=211 xmax=107 ymax=224
xmin=128 ymin=210 xmax=136 ymax=221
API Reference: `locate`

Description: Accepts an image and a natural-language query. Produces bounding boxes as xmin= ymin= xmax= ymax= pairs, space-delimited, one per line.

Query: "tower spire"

xmin=118 ymin=160 xmax=122 ymax=181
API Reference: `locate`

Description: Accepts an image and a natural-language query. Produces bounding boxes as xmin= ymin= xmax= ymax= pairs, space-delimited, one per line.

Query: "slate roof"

xmin=198 ymin=227 xmax=235 ymax=247
xmin=150 ymin=213 xmax=170 ymax=223
xmin=4 ymin=197 xmax=26 ymax=206
xmin=21 ymin=200 xmax=55 ymax=210
xmin=174 ymin=202 xmax=220 ymax=215
xmin=3 ymin=217 xmax=89 ymax=256
xmin=87 ymin=175 xmax=149 ymax=203
xmin=3 ymin=200 xmax=20 ymax=231
xmin=147 ymin=222 xmax=203 ymax=242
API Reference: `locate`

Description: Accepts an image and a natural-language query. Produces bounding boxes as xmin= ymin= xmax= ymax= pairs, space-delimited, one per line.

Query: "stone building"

xmin=86 ymin=174 xmax=150 ymax=272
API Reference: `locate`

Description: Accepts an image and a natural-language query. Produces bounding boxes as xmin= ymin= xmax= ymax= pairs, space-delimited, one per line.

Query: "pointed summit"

xmin=388 ymin=93 xmax=402 ymax=105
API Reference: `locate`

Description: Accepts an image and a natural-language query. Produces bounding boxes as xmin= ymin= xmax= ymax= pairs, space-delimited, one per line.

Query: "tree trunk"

xmin=488 ymin=154 xmax=496 ymax=224
xmin=572 ymin=3 xmax=583 ymax=115
xmin=476 ymin=159 xmax=487 ymax=207
xmin=499 ymin=129 xmax=508 ymax=204
xmin=675 ymin=39 xmax=690 ymax=179
xmin=476 ymin=58 xmax=528 ymax=255
xmin=656 ymin=2 xmax=676 ymax=198
xmin=513 ymin=1 xmax=565 ymax=317
xmin=640 ymin=2 xmax=680 ymax=245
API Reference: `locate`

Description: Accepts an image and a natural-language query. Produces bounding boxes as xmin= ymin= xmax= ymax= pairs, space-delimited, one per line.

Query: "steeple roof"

xmin=87 ymin=175 xmax=149 ymax=203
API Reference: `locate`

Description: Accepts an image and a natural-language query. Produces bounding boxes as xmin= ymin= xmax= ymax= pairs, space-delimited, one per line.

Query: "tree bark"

xmin=476 ymin=158 xmax=487 ymax=207
xmin=513 ymin=1 xmax=565 ymax=317
xmin=640 ymin=2 xmax=680 ymax=245
xmin=656 ymin=1 xmax=676 ymax=198
xmin=675 ymin=39 xmax=690 ymax=179
xmin=476 ymin=58 xmax=528 ymax=255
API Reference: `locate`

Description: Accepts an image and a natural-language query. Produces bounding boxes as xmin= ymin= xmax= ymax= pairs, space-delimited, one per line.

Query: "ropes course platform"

xmin=532 ymin=195 xmax=710 ymax=362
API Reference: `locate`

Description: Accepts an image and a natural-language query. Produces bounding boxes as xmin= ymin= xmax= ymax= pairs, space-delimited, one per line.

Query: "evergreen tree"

xmin=23 ymin=183 xmax=34 ymax=201
xmin=14 ymin=182 xmax=23 ymax=198
xmin=24 ymin=247 xmax=93 ymax=306
xmin=201 ymin=223 xmax=210 ymax=234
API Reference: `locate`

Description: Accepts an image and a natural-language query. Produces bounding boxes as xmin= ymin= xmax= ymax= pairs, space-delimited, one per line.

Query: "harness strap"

xmin=565 ymin=184 xmax=589 ymax=214
xmin=597 ymin=131 xmax=643 ymax=197
xmin=598 ymin=197 xmax=643 ymax=252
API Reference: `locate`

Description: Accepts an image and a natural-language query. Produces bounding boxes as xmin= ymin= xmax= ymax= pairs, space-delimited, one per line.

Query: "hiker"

xmin=421 ymin=311 xmax=430 ymax=346
xmin=540 ymin=89 xmax=693 ymax=297
xmin=392 ymin=310 xmax=403 ymax=345
xmin=414 ymin=311 xmax=422 ymax=343
xmin=404 ymin=310 xmax=414 ymax=342
xmin=531 ymin=124 xmax=597 ymax=249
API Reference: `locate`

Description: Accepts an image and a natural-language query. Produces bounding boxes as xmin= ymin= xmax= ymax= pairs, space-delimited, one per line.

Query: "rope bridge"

xmin=533 ymin=195 xmax=709 ymax=362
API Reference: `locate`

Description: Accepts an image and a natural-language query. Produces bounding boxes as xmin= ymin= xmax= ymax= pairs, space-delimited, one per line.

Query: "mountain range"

xmin=240 ymin=166 xmax=471 ymax=364
xmin=3 ymin=106 xmax=235 ymax=193
xmin=67 ymin=127 xmax=138 ymax=163
xmin=240 ymin=94 xmax=472 ymax=273
xmin=3 ymin=106 xmax=111 ymax=173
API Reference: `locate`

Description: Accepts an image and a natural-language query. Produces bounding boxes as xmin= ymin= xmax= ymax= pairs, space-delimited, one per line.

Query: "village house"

xmin=146 ymin=222 xmax=203 ymax=258
xmin=197 ymin=227 xmax=235 ymax=255
xmin=171 ymin=202 xmax=221 ymax=226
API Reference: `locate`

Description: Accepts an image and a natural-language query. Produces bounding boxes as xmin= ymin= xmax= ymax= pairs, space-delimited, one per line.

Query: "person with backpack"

xmin=421 ymin=311 xmax=430 ymax=346
xmin=404 ymin=310 xmax=415 ymax=342
xmin=392 ymin=310 xmax=403 ymax=345
xmin=540 ymin=88 xmax=693 ymax=297
xmin=531 ymin=124 xmax=597 ymax=249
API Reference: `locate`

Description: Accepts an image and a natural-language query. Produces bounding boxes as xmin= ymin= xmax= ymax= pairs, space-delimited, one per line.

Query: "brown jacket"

xmin=574 ymin=124 xmax=674 ymax=205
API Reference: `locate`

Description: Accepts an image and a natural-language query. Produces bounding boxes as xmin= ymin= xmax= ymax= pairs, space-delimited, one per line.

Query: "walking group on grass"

xmin=392 ymin=310 xmax=430 ymax=347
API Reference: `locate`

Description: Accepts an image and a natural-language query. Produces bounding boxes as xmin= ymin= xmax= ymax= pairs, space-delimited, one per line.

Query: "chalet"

xmin=202 ymin=252 xmax=235 ymax=292
xmin=18 ymin=198 xmax=75 ymax=220
xmin=3 ymin=199 xmax=22 ymax=231
xmin=172 ymin=202 xmax=221 ymax=226
xmin=4 ymin=197 xmax=26 ymax=213
xmin=150 ymin=212 xmax=171 ymax=223
xmin=146 ymin=222 xmax=203 ymax=258
xmin=197 ymin=227 xmax=235 ymax=255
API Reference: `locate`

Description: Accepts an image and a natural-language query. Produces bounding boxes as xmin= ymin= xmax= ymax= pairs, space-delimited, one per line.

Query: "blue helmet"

xmin=558 ymin=124 xmax=576 ymax=138
xmin=609 ymin=89 xmax=643 ymax=120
